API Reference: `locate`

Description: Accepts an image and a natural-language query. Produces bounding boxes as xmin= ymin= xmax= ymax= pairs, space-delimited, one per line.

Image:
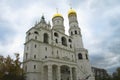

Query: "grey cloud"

xmin=89 ymin=0 xmax=120 ymax=12
xmin=66 ymin=0 xmax=86 ymax=8
xmin=87 ymin=0 xmax=120 ymax=73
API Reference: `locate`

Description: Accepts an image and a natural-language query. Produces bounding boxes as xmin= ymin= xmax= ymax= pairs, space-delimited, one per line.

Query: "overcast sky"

xmin=0 ymin=0 xmax=120 ymax=74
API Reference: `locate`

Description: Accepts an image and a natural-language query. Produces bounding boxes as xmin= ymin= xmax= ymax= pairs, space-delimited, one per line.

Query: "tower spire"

xmin=56 ymin=8 xmax=58 ymax=13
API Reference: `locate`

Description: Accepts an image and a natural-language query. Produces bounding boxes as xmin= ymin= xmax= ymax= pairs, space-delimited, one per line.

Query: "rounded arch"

xmin=43 ymin=33 xmax=49 ymax=43
xmin=78 ymin=53 xmax=83 ymax=59
xmin=75 ymin=30 xmax=77 ymax=34
xmin=61 ymin=37 xmax=67 ymax=46
xmin=54 ymin=32 xmax=59 ymax=37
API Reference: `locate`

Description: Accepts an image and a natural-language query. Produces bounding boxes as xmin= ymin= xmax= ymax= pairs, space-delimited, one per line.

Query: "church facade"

xmin=23 ymin=9 xmax=95 ymax=80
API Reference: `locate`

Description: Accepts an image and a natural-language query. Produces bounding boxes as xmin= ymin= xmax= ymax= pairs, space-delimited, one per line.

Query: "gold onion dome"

xmin=68 ymin=8 xmax=76 ymax=16
xmin=53 ymin=13 xmax=63 ymax=18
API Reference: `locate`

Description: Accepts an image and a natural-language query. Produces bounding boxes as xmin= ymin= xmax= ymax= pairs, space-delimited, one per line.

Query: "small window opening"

xmin=34 ymin=31 xmax=39 ymax=34
xmin=70 ymin=45 xmax=72 ymax=48
xmin=26 ymin=53 xmax=28 ymax=59
xmin=28 ymin=32 xmax=31 ymax=36
xmin=34 ymin=55 xmax=36 ymax=59
xmin=69 ymin=39 xmax=72 ymax=42
xmin=56 ymin=39 xmax=58 ymax=43
xmin=45 ymin=47 xmax=47 ymax=51
xmin=35 ymin=44 xmax=37 ymax=48
xmin=35 ymin=36 xmax=37 ymax=39
xmin=75 ymin=30 xmax=77 ymax=34
xmin=34 ymin=65 xmax=36 ymax=69
xmin=45 ymin=56 xmax=47 ymax=58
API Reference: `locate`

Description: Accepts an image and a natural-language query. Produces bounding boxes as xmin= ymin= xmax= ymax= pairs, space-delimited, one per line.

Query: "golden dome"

xmin=68 ymin=8 xmax=76 ymax=16
xmin=53 ymin=13 xmax=63 ymax=18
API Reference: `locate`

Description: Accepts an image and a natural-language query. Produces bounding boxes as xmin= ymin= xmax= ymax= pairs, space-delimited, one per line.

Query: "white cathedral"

xmin=23 ymin=8 xmax=95 ymax=80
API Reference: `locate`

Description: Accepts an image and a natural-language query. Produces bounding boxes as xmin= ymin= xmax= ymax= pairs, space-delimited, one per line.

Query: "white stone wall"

xmin=23 ymin=11 xmax=95 ymax=80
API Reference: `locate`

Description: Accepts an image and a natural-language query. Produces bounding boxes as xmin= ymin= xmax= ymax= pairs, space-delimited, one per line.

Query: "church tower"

xmin=68 ymin=8 xmax=94 ymax=80
xmin=23 ymin=8 xmax=95 ymax=80
xmin=52 ymin=12 xmax=65 ymax=33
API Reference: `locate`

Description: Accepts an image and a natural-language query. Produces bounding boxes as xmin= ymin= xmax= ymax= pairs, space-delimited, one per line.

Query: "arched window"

xmin=34 ymin=31 xmax=39 ymax=34
xmin=61 ymin=37 xmax=67 ymax=46
xmin=54 ymin=32 xmax=59 ymax=37
xmin=43 ymin=33 xmax=49 ymax=43
xmin=69 ymin=39 xmax=72 ymax=43
xmin=75 ymin=30 xmax=77 ymax=34
xmin=78 ymin=53 xmax=83 ymax=59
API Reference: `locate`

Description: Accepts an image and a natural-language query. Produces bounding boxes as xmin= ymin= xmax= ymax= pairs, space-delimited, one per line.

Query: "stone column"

xmin=73 ymin=68 xmax=77 ymax=80
xmin=48 ymin=65 xmax=52 ymax=80
xmin=57 ymin=66 xmax=61 ymax=80
xmin=70 ymin=67 xmax=73 ymax=80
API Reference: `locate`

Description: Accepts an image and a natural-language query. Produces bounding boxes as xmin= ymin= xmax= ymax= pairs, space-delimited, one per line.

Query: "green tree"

xmin=0 ymin=54 xmax=25 ymax=80
xmin=112 ymin=67 xmax=120 ymax=80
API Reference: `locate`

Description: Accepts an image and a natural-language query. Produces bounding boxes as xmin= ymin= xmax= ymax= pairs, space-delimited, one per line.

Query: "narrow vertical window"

xmin=26 ymin=53 xmax=28 ymax=59
xmin=70 ymin=45 xmax=72 ymax=48
xmin=34 ymin=55 xmax=36 ymax=59
xmin=34 ymin=65 xmax=36 ymax=69
xmin=35 ymin=44 xmax=37 ymax=48
xmin=71 ymin=32 xmax=73 ymax=35
xmin=45 ymin=47 xmax=47 ymax=51
xmin=86 ymin=54 xmax=88 ymax=60
xmin=35 ymin=36 xmax=37 ymax=40
xmin=25 ymin=66 xmax=27 ymax=72
xmin=56 ymin=39 xmax=58 ymax=43
xmin=43 ymin=33 xmax=49 ymax=43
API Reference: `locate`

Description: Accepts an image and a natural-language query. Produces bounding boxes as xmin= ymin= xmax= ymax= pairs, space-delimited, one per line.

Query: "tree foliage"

xmin=0 ymin=54 xmax=25 ymax=80
xmin=112 ymin=67 xmax=120 ymax=80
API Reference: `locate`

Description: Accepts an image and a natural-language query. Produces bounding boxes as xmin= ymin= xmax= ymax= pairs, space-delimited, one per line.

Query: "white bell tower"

xmin=68 ymin=8 xmax=95 ymax=80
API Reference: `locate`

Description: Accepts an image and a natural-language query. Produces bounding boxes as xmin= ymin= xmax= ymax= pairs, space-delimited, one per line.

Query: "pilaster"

xmin=48 ymin=65 xmax=52 ymax=80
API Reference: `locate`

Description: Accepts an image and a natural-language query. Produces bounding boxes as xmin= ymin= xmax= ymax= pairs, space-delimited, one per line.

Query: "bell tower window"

xmin=78 ymin=53 xmax=83 ymax=59
xmin=75 ymin=30 xmax=77 ymax=34
xmin=61 ymin=37 xmax=67 ymax=46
